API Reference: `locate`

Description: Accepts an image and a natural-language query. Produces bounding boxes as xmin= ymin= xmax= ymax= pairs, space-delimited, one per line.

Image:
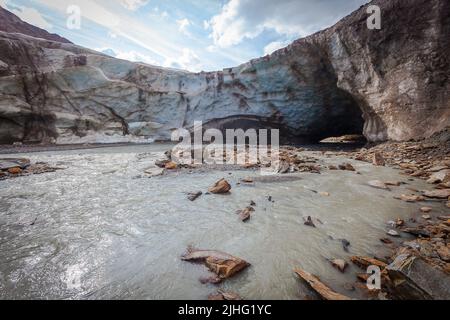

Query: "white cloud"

xmin=203 ymin=20 xmax=210 ymax=30
xmin=119 ymin=0 xmax=149 ymax=11
xmin=263 ymin=40 xmax=290 ymax=55
xmin=176 ymin=18 xmax=192 ymax=36
xmin=94 ymin=47 xmax=159 ymax=65
xmin=115 ymin=50 xmax=159 ymax=65
xmin=164 ymin=48 xmax=202 ymax=72
xmin=0 ymin=0 xmax=8 ymax=8
xmin=209 ymin=0 xmax=369 ymax=48
xmin=10 ymin=6 xmax=52 ymax=30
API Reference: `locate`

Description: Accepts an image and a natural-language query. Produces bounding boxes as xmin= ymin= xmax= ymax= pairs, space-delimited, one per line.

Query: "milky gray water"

xmin=0 ymin=144 xmax=447 ymax=300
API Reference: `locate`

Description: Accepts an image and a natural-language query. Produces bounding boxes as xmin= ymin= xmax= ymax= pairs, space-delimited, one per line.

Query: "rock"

xmin=7 ymin=167 xmax=22 ymax=174
xmin=249 ymin=200 xmax=256 ymax=206
xmin=187 ymin=191 xmax=202 ymax=201
xmin=422 ymin=215 xmax=431 ymax=220
xmin=208 ymin=179 xmax=231 ymax=194
xmin=436 ymin=245 xmax=450 ymax=262
xmin=328 ymin=165 xmax=338 ymax=170
xmin=319 ymin=192 xmax=330 ymax=197
xmin=420 ymin=207 xmax=432 ymax=213
xmin=380 ymin=238 xmax=393 ymax=244
xmin=401 ymin=227 xmax=431 ymax=238
xmin=144 ymin=167 xmax=165 ymax=177
xmin=330 ymin=259 xmax=348 ymax=273
xmin=343 ymin=283 xmax=355 ymax=291
xmin=386 ymin=254 xmax=450 ymax=300
xmin=351 ymin=256 xmax=387 ymax=270
xmin=304 ymin=216 xmax=316 ymax=228
xmin=368 ymin=180 xmax=390 ymax=190
xmin=427 ymin=170 xmax=450 ymax=184
xmin=0 ymin=158 xmax=30 ymax=171
xmin=237 ymin=206 xmax=254 ymax=222
xmin=181 ymin=247 xmax=250 ymax=279
xmin=277 ymin=161 xmax=290 ymax=174
xmin=164 ymin=161 xmax=178 ymax=170
xmin=396 ymin=218 xmax=405 ymax=227
xmin=241 ymin=177 xmax=254 ymax=183
xmin=424 ymin=189 xmax=450 ymax=199
xmin=385 ymin=181 xmax=402 ymax=187
xmin=396 ymin=194 xmax=426 ymax=202
xmin=437 ymin=215 xmax=450 ymax=221
xmin=199 ymin=276 xmax=222 ymax=284
xmin=155 ymin=159 xmax=170 ymax=168
xmin=341 ymin=239 xmax=351 ymax=252
xmin=293 ymin=268 xmax=351 ymax=300
xmin=387 ymin=230 xmax=400 ymax=237
xmin=372 ymin=152 xmax=385 ymax=166
xmin=208 ymin=290 xmax=242 ymax=301
xmin=338 ymin=163 xmax=355 ymax=171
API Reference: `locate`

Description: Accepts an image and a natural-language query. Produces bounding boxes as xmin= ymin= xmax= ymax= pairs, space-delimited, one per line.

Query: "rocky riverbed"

xmin=0 ymin=131 xmax=449 ymax=300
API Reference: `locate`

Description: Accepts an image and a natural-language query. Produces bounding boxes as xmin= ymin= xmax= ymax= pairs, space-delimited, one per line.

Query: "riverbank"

xmin=0 ymin=131 xmax=449 ymax=300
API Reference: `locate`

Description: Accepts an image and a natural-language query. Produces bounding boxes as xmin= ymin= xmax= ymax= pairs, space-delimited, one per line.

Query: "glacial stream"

xmin=0 ymin=144 xmax=447 ymax=300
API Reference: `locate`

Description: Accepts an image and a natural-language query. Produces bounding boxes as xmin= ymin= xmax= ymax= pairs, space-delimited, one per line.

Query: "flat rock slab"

xmin=0 ymin=158 xmax=30 ymax=171
xmin=181 ymin=247 xmax=250 ymax=279
xmin=294 ymin=268 xmax=351 ymax=300
xmin=386 ymin=254 xmax=450 ymax=300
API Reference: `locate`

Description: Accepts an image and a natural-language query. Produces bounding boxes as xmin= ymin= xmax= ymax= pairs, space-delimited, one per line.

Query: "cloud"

xmin=176 ymin=18 xmax=192 ymax=36
xmin=119 ymin=0 xmax=149 ymax=11
xmin=164 ymin=48 xmax=202 ymax=72
xmin=115 ymin=50 xmax=159 ymax=66
xmin=0 ymin=0 xmax=7 ymax=8
xmin=209 ymin=0 xmax=369 ymax=47
xmin=263 ymin=40 xmax=290 ymax=55
xmin=10 ymin=6 xmax=52 ymax=30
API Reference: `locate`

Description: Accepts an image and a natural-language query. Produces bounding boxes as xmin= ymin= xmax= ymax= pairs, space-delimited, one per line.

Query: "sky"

xmin=0 ymin=0 xmax=369 ymax=72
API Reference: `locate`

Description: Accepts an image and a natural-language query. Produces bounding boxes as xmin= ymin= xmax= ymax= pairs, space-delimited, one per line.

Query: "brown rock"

xmin=208 ymin=290 xmax=242 ymax=300
xmin=424 ymin=189 xmax=450 ymax=199
xmin=338 ymin=163 xmax=355 ymax=171
xmin=368 ymin=180 xmax=390 ymax=190
xmin=380 ymin=238 xmax=393 ymax=244
xmin=427 ymin=170 xmax=450 ymax=184
xmin=330 ymin=259 xmax=348 ymax=273
xmin=237 ymin=206 xmax=254 ymax=222
xmin=396 ymin=194 xmax=425 ymax=202
xmin=208 ymin=178 xmax=231 ymax=194
xmin=293 ymin=268 xmax=351 ymax=300
xmin=351 ymin=256 xmax=387 ymax=270
xmin=385 ymin=181 xmax=402 ymax=186
xmin=436 ymin=245 xmax=450 ymax=262
xmin=181 ymin=247 xmax=250 ymax=279
xmin=372 ymin=152 xmax=385 ymax=166
xmin=420 ymin=207 xmax=432 ymax=213
xmin=164 ymin=161 xmax=178 ymax=170
xmin=7 ymin=167 xmax=22 ymax=174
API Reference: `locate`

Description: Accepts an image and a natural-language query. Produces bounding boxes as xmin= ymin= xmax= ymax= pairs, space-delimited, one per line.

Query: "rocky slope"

xmin=0 ymin=0 xmax=448 ymax=144
xmin=0 ymin=6 xmax=71 ymax=44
